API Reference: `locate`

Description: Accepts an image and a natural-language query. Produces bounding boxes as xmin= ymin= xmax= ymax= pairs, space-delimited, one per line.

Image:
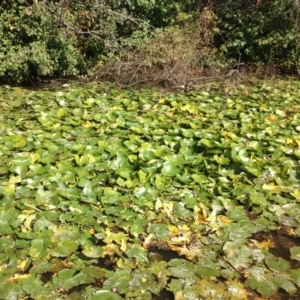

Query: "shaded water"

xmin=149 ymin=226 xmax=300 ymax=300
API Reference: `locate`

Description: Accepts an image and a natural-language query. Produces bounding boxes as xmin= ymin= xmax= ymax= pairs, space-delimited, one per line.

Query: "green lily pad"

xmin=168 ymin=259 xmax=196 ymax=278
xmin=290 ymin=246 xmax=300 ymax=261
xmin=1 ymin=81 xmax=300 ymax=299
xmin=265 ymin=255 xmax=291 ymax=272
xmin=257 ymin=280 xmax=278 ymax=296
xmin=161 ymin=162 xmax=179 ymax=177
xmin=52 ymin=269 xmax=86 ymax=291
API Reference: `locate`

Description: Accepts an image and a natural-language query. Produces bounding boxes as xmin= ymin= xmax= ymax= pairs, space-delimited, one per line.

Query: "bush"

xmin=215 ymin=0 xmax=300 ymax=72
xmin=0 ymin=0 xmax=198 ymax=83
xmin=2 ymin=0 xmax=299 ymax=84
xmin=130 ymin=8 xmax=226 ymax=70
xmin=0 ymin=1 xmax=84 ymax=83
xmin=94 ymin=8 xmax=228 ymax=88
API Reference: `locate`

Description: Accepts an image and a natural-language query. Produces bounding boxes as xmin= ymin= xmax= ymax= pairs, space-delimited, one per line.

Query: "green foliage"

xmin=216 ymin=0 xmax=300 ymax=71
xmin=1 ymin=0 xmax=300 ymax=83
xmin=0 ymin=0 xmax=198 ymax=83
xmin=133 ymin=8 xmax=225 ymax=68
xmin=0 ymin=81 xmax=300 ymax=298
xmin=0 ymin=1 xmax=83 ymax=83
xmin=98 ymin=8 xmax=227 ymax=87
xmin=61 ymin=0 xmax=197 ymax=63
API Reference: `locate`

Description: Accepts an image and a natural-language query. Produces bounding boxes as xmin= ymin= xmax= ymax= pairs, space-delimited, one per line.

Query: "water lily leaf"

xmin=126 ymin=246 xmax=148 ymax=262
xmin=57 ymin=107 xmax=66 ymax=118
xmin=82 ymin=266 xmax=106 ymax=282
xmin=250 ymin=192 xmax=267 ymax=206
xmin=248 ymin=140 xmax=263 ymax=151
xmin=175 ymin=172 xmax=191 ymax=183
xmin=61 ymin=171 xmax=76 ymax=183
xmin=295 ymin=227 xmax=300 ymax=236
xmin=245 ymin=166 xmax=262 ymax=177
xmin=52 ymin=269 xmax=86 ymax=291
xmin=113 ymin=151 xmax=129 ymax=168
xmin=290 ymin=189 xmax=300 ymax=201
xmin=265 ymin=255 xmax=291 ymax=272
xmin=166 ymin=154 xmax=186 ymax=165
xmin=29 ymin=239 xmax=47 ymax=260
xmin=148 ymin=224 xmax=168 ymax=238
xmin=191 ymin=173 xmax=209 ymax=183
xmin=290 ymin=246 xmax=300 ymax=261
xmin=226 ymin=209 xmax=248 ymax=221
xmin=174 ymin=202 xmax=192 ymax=220
xmin=0 ymin=210 xmax=19 ymax=234
xmin=139 ymin=150 xmax=157 ymax=161
xmin=213 ymin=154 xmax=230 ymax=165
xmin=59 ymin=187 xmax=81 ymax=200
xmin=130 ymin=217 xmax=147 ymax=236
xmin=262 ymin=182 xmax=281 ymax=194
xmin=0 ymin=165 xmax=9 ymax=175
xmin=41 ymin=152 xmax=56 ymax=164
xmin=17 ymin=259 xmax=31 ymax=273
xmin=20 ymin=275 xmax=52 ymax=298
xmin=196 ymin=265 xmax=220 ymax=277
xmin=161 ymin=162 xmax=179 ymax=177
xmin=74 ymin=154 xmax=89 ymax=166
xmin=104 ymin=269 xmax=132 ymax=294
xmin=273 ymin=277 xmax=297 ymax=294
xmin=236 ymin=148 xmax=251 ymax=165
xmin=82 ymin=243 xmax=103 ymax=258
xmin=168 ymin=259 xmax=195 ymax=278
xmin=50 ymin=240 xmax=79 ymax=257
xmin=294 ymin=149 xmax=300 ymax=158
xmin=29 ymin=164 xmax=46 ymax=175
xmin=11 ymin=135 xmax=27 ymax=148
xmin=15 ymin=165 xmax=28 ymax=177
xmin=127 ymin=268 xmax=160 ymax=294
xmin=256 ymin=280 xmax=278 ymax=296
xmin=200 ymin=138 xmax=214 ymax=148
xmin=148 ymin=252 xmax=164 ymax=263
xmin=220 ymin=269 xmax=239 ymax=279
xmin=48 ymin=258 xmax=66 ymax=273
xmin=290 ymin=269 xmax=300 ymax=287
xmin=138 ymin=170 xmax=147 ymax=183
xmin=279 ymin=215 xmax=298 ymax=227
xmin=2 ymin=183 xmax=15 ymax=197
xmin=124 ymin=140 xmax=138 ymax=152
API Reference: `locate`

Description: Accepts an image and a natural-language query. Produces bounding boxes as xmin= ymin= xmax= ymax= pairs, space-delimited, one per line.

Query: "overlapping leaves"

xmin=0 ymin=81 xmax=300 ymax=299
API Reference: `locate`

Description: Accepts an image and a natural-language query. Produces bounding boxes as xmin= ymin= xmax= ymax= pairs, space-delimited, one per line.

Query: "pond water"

xmin=0 ymin=80 xmax=300 ymax=299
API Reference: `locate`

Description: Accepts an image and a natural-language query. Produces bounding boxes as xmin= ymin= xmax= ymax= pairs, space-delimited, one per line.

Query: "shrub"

xmin=215 ymin=0 xmax=300 ymax=72
xmin=0 ymin=1 xmax=84 ymax=83
xmin=0 ymin=0 xmax=197 ymax=83
xmin=94 ymin=8 xmax=228 ymax=88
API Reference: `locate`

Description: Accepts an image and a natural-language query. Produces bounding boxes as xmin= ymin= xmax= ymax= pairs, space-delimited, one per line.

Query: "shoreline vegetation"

xmin=0 ymin=79 xmax=300 ymax=299
xmin=1 ymin=0 xmax=300 ymax=87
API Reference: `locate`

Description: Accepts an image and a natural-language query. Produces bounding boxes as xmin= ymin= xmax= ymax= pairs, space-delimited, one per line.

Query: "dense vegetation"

xmin=0 ymin=0 xmax=300 ymax=84
xmin=0 ymin=81 xmax=300 ymax=299
xmin=1 ymin=1 xmax=300 ymax=299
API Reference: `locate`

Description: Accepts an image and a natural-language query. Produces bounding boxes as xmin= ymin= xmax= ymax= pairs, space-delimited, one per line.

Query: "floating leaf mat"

xmin=0 ymin=81 xmax=300 ymax=299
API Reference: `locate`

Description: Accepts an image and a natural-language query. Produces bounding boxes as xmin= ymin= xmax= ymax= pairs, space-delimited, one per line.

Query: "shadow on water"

xmin=252 ymin=227 xmax=300 ymax=300
xmin=41 ymin=227 xmax=300 ymax=300
xmin=153 ymin=289 xmax=174 ymax=300
xmin=147 ymin=247 xmax=184 ymax=300
xmin=150 ymin=226 xmax=300 ymax=300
